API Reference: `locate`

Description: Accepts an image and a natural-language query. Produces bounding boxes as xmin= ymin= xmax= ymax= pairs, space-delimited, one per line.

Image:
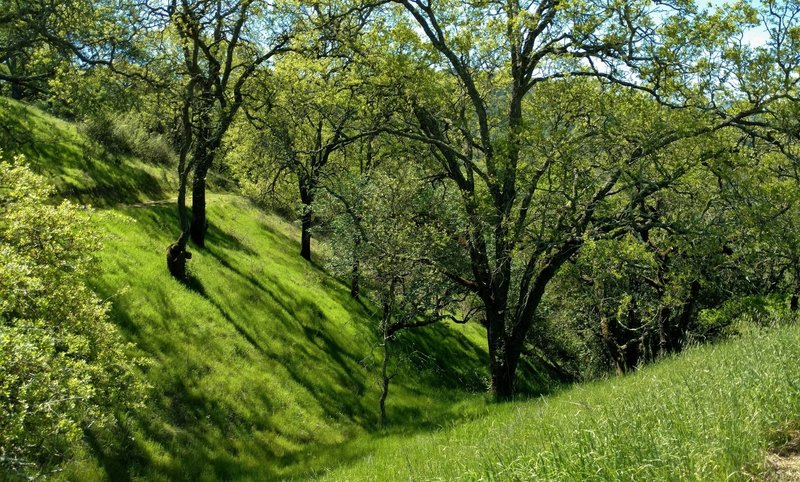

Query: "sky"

xmin=704 ymin=0 xmax=771 ymax=47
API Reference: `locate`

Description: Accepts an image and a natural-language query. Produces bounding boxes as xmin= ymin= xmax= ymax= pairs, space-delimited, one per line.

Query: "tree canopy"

xmin=3 ymin=0 xmax=800 ymax=423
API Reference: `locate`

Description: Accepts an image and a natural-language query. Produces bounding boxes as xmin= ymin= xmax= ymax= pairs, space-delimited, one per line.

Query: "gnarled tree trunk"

xmin=167 ymin=232 xmax=192 ymax=280
xmin=379 ymin=332 xmax=391 ymax=428
xmin=486 ymin=307 xmax=517 ymax=400
xmin=300 ymin=209 xmax=312 ymax=261
xmin=299 ymin=175 xmax=314 ymax=261
xmin=167 ymin=86 xmax=195 ymax=281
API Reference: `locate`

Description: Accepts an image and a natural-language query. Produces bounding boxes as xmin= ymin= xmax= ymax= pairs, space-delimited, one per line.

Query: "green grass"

xmin=4 ymin=96 xmax=800 ymax=481
xmin=66 ymin=195 xmax=492 ymax=481
xmin=317 ymin=322 xmax=800 ymax=481
xmin=0 ymin=98 xmax=496 ymax=480
xmin=0 ymin=96 xmax=174 ymax=206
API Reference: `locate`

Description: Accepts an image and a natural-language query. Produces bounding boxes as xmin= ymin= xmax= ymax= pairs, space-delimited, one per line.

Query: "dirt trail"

xmin=115 ymin=198 xmax=176 ymax=209
xmin=766 ymin=431 xmax=800 ymax=481
xmin=767 ymin=454 xmax=800 ymax=481
xmin=115 ymin=198 xmax=178 ymax=208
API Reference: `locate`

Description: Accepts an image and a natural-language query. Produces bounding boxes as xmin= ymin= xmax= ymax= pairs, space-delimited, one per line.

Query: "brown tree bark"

xmin=167 ymin=79 xmax=195 ymax=281
xmin=300 ymin=209 xmax=312 ymax=261
xmin=486 ymin=307 xmax=517 ymax=400
xmin=190 ymin=162 xmax=209 ymax=247
xmin=167 ymin=234 xmax=192 ymax=280
xmin=350 ymin=255 xmax=360 ymax=300
xmin=299 ymin=177 xmax=313 ymax=261
xmin=379 ymin=332 xmax=391 ymax=428
xmin=378 ymin=289 xmax=396 ymax=427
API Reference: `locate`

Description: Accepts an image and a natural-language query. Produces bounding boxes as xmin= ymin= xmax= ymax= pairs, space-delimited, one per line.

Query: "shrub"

xmin=81 ymin=115 xmax=131 ymax=155
xmin=81 ymin=113 xmax=176 ymax=166
xmin=0 ymin=154 xmax=146 ymax=479
xmin=693 ymin=294 xmax=796 ymax=343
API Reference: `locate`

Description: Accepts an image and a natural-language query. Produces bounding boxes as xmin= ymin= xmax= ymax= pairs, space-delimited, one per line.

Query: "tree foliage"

xmin=5 ymin=0 xmax=800 ymax=415
xmin=0 ymin=154 xmax=145 ymax=478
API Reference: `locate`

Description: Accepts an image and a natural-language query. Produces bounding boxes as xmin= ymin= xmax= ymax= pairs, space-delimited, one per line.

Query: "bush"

xmin=0 ymin=154 xmax=146 ymax=479
xmin=693 ymin=294 xmax=796 ymax=343
xmin=81 ymin=113 xmax=176 ymax=166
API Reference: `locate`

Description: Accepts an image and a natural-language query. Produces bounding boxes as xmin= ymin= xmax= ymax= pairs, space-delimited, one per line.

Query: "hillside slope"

xmin=84 ymin=195 xmax=495 ymax=481
xmin=8 ymin=97 xmax=796 ymax=482
xmin=0 ymin=98 xmax=497 ymax=480
xmin=0 ymin=97 xmax=174 ymax=206
xmin=318 ymin=322 xmax=800 ymax=481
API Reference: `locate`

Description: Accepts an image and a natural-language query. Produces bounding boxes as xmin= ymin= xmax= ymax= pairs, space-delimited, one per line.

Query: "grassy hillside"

xmin=0 ymin=96 xmax=174 ymax=206
xmin=0 ymin=98 xmax=497 ymax=480
xmin=76 ymin=195 xmax=495 ymax=481
xmin=318 ymin=322 xmax=800 ymax=480
xmin=4 ymin=97 xmax=800 ymax=482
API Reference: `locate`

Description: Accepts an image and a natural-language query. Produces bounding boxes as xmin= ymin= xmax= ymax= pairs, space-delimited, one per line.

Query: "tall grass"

xmin=319 ymin=322 xmax=800 ymax=481
xmin=0 ymin=96 xmax=174 ymax=206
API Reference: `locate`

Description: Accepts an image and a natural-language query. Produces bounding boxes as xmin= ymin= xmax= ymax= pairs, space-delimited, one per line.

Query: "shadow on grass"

xmin=181 ymin=272 xmax=208 ymax=298
xmin=0 ymin=97 xmax=170 ymax=207
xmin=87 ymin=200 xmax=561 ymax=480
xmin=202 ymin=245 xmax=377 ymax=422
xmin=205 ymin=222 xmax=257 ymax=256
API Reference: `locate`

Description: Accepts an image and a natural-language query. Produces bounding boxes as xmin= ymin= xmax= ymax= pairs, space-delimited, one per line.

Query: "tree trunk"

xmin=350 ymin=234 xmax=361 ymax=300
xmin=791 ymin=293 xmax=798 ymax=312
xmin=167 ymin=123 xmax=193 ymax=281
xmin=379 ymin=293 xmax=395 ymax=428
xmin=167 ymin=232 xmax=192 ymax=280
xmin=168 ymin=189 xmax=193 ymax=278
xmin=490 ymin=358 xmax=516 ymax=401
xmin=8 ymin=58 xmax=22 ymax=100
xmin=379 ymin=333 xmax=391 ymax=428
xmin=298 ymin=174 xmax=314 ymax=261
xmin=486 ymin=307 xmax=517 ymax=401
xmin=168 ymin=174 xmax=191 ymax=280
xmin=657 ymin=305 xmax=671 ymax=358
xmin=191 ymin=162 xmax=209 ymax=247
xmin=10 ymin=81 xmax=22 ymax=100
xmin=675 ymin=280 xmax=700 ymax=349
xmin=600 ymin=315 xmax=626 ymax=376
xmin=350 ymin=258 xmax=360 ymax=300
xmin=300 ymin=207 xmax=312 ymax=261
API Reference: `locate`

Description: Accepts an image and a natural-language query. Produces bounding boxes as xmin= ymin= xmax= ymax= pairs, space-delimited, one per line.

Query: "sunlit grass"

xmin=0 ymin=98 xmax=494 ymax=480
xmin=0 ymin=96 xmax=174 ymax=206
xmin=5 ymin=96 xmax=799 ymax=482
xmin=59 ymin=194 xmax=490 ymax=481
xmin=317 ymin=322 xmax=800 ymax=481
